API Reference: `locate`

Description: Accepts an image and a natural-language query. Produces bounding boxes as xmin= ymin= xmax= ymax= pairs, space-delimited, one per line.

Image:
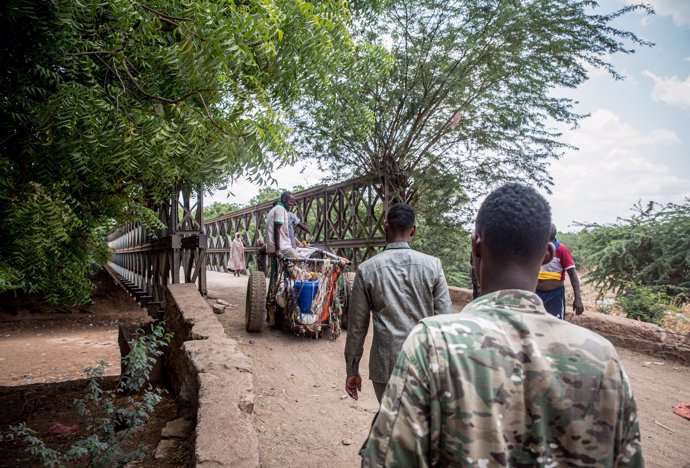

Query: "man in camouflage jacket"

xmin=360 ymin=183 xmax=643 ymax=467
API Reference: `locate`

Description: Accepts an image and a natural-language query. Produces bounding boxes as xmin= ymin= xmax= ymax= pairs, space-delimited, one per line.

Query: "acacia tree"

xmin=577 ymin=200 xmax=690 ymax=299
xmin=0 ymin=0 xmax=368 ymax=306
xmin=295 ymin=0 xmax=653 ymax=203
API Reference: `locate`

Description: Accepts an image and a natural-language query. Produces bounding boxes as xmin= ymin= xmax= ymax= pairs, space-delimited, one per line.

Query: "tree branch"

xmin=121 ymin=59 xmax=207 ymax=105
xmin=139 ymin=4 xmax=192 ymax=23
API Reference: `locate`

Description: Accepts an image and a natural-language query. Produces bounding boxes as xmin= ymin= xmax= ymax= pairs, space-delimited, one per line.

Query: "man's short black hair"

xmin=550 ymin=223 xmax=558 ymax=241
xmin=475 ymin=183 xmax=551 ymax=263
xmin=280 ymin=191 xmax=294 ymax=204
xmin=387 ymin=203 xmax=415 ymax=231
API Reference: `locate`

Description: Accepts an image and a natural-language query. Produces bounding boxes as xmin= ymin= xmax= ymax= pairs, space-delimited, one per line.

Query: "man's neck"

xmin=480 ymin=265 xmax=539 ymax=296
xmin=387 ymin=237 xmax=410 ymax=244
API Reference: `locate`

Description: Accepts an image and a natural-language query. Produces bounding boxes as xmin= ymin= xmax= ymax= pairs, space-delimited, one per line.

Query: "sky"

xmin=208 ymin=0 xmax=690 ymax=231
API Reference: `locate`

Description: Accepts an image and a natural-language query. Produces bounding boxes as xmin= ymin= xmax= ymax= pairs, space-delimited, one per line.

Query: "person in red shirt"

xmin=536 ymin=224 xmax=585 ymax=319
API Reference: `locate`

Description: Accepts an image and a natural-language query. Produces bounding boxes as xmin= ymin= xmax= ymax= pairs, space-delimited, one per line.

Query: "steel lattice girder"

xmin=204 ymin=176 xmax=389 ymax=271
xmin=107 ymin=187 xmax=207 ymax=314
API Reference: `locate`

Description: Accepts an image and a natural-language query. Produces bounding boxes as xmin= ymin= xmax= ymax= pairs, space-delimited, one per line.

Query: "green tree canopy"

xmin=410 ymin=168 xmax=473 ymax=288
xmin=247 ymin=185 xmax=308 ymax=206
xmin=294 ymin=0 xmax=653 ymax=203
xmin=0 ymin=0 xmax=368 ymax=306
xmin=575 ymin=200 xmax=690 ymax=300
xmin=204 ymin=202 xmax=242 ymax=221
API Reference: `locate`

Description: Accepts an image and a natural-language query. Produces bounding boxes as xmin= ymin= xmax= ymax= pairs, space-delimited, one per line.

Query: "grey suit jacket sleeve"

xmin=433 ymin=259 xmax=453 ymax=314
xmin=344 ymin=271 xmax=370 ymax=376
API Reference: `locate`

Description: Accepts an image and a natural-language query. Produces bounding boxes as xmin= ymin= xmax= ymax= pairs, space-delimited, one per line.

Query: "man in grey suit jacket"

xmin=344 ymin=203 xmax=453 ymax=403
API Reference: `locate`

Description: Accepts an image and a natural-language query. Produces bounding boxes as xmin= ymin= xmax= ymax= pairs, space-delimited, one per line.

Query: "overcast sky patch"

xmin=642 ymin=70 xmax=690 ymax=110
xmin=626 ymin=0 xmax=690 ymax=27
xmin=544 ymin=108 xmax=688 ymax=229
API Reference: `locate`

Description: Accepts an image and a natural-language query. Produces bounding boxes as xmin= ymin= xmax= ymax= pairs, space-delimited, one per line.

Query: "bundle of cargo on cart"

xmin=245 ymin=246 xmax=353 ymax=339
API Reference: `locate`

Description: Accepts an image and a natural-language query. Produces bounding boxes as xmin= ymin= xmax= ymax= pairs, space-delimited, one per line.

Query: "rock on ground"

xmin=161 ymin=417 xmax=193 ymax=439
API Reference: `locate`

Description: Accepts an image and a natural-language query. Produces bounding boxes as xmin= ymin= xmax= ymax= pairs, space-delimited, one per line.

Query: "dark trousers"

xmin=373 ymin=382 xmax=387 ymax=403
xmin=257 ymin=253 xmax=267 ymax=273
xmin=536 ymin=286 xmax=566 ymax=319
xmin=266 ymin=254 xmax=282 ymax=327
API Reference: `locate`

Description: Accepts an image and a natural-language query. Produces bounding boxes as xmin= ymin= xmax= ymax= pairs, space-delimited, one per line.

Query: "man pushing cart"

xmin=244 ymin=192 xmax=350 ymax=338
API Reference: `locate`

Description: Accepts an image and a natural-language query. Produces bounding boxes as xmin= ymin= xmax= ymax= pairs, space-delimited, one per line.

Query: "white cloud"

xmin=626 ymin=0 xmax=690 ymax=27
xmin=545 ymin=109 xmax=688 ymax=229
xmin=642 ymin=70 xmax=690 ymax=111
xmin=579 ymin=55 xmax=611 ymax=79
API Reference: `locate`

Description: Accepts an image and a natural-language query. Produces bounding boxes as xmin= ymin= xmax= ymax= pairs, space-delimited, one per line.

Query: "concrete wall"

xmin=164 ymin=283 xmax=259 ymax=467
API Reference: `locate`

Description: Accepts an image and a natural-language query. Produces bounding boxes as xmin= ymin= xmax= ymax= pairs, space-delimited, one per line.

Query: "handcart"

xmin=245 ymin=246 xmax=351 ymax=338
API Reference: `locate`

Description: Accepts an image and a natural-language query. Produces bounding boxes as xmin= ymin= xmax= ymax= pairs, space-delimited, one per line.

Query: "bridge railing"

xmin=106 ymin=187 xmax=207 ymax=315
xmin=204 ymin=176 xmax=388 ymax=271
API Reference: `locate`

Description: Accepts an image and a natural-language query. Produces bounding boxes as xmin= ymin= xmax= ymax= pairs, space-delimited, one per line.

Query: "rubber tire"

xmin=246 ymin=270 xmax=266 ymax=332
xmin=340 ymin=272 xmax=356 ymax=330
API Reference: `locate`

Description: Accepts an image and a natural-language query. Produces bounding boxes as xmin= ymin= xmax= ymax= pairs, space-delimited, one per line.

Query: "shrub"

xmin=576 ymin=200 xmax=690 ymax=301
xmin=9 ymin=322 xmax=171 ymax=467
xmin=617 ymin=285 xmax=668 ymax=325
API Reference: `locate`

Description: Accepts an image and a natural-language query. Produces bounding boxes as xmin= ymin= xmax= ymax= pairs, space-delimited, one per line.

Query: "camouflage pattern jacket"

xmin=361 ymin=290 xmax=643 ymax=467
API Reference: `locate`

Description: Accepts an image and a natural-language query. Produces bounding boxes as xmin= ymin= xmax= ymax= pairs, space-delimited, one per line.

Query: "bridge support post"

xmin=107 ymin=185 xmax=208 ymax=316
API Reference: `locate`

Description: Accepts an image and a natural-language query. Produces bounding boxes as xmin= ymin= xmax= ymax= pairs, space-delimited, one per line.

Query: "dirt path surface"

xmin=209 ymin=273 xmax=378 ymax=467
xmin=0 ymin=276 xmax=149 ymax=387
xmin=207 ymin=271 xmax=690 ymax=468
xmin=617 ymin=347 xmax=690 ymax=468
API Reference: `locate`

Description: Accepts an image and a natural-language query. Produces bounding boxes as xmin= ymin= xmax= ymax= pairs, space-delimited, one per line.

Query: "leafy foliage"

xmin=410 ymin=169 xmax=473 ymax=287
xmin=249 ymin=187 xmax=289 ymax=206
xmin=247 ymin=185 xmax=309 ymax=206
xmin=294 ymin=0 xmax=652 ymax=212
xmin=575 ymin=200 xmax=690 ymax=301
xmin=204 ymin=202 xmax=242 ymax=221
xmin=9 ymin=322 xmax=172 ymax=467
xmin=0 ymin=0 xmax=367 ymax=306
xmin=617 ymin=285 xmax=668 ymax=325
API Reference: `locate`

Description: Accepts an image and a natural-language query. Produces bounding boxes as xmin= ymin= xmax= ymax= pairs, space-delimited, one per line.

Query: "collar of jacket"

xmin=384 ymin=242 xmax=410 ymax=250
xmin=472 ymin=289 xmax=547 ymax=315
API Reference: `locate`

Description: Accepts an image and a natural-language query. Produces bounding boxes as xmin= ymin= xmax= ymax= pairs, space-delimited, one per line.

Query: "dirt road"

xmin=210 ymin=274 xmax=378 ymax=467
xmin=0 ymin=276 xmax=148 ymax=387
xmin=207 ymin=271 xmax=690 ymax=468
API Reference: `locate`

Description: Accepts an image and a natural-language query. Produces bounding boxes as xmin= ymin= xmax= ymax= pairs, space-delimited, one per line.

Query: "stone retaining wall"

xmin=164 ymin=283 xmax=259 ymax=467
xmin=448 ymin=286 xmax=473 ymax=310
xmin=447 ymin=285 xmax=690 ymax=364
xmin=568 ymin=311 xmax=690 ymax=365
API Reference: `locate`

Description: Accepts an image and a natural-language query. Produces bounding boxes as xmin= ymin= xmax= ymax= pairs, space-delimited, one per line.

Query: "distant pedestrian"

xmin=229 ymin=233 xmax=245 ymax=276
xmin=361 ymin=183 xmax=642 ymax=467
xmin=288 ymin=211 xmax=310 ymax=248
xmin=344 ymin=203 xmax=452 ymax=403
xmin=256 ymin=239 xmax=267 ymax=273
xmin=536 ymin=224 xmax=584 ymax=319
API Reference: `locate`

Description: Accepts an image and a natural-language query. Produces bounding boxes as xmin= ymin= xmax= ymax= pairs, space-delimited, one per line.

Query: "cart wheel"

xmin=246 ymin=271 xmax=266 ymax=332
xmin=340 ymin=272 xmax=356 ymax=330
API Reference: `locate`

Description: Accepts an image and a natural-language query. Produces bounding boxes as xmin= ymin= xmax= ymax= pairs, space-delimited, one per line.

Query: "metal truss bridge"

xmin=106 ymin=176 xmax=389 ymax=315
